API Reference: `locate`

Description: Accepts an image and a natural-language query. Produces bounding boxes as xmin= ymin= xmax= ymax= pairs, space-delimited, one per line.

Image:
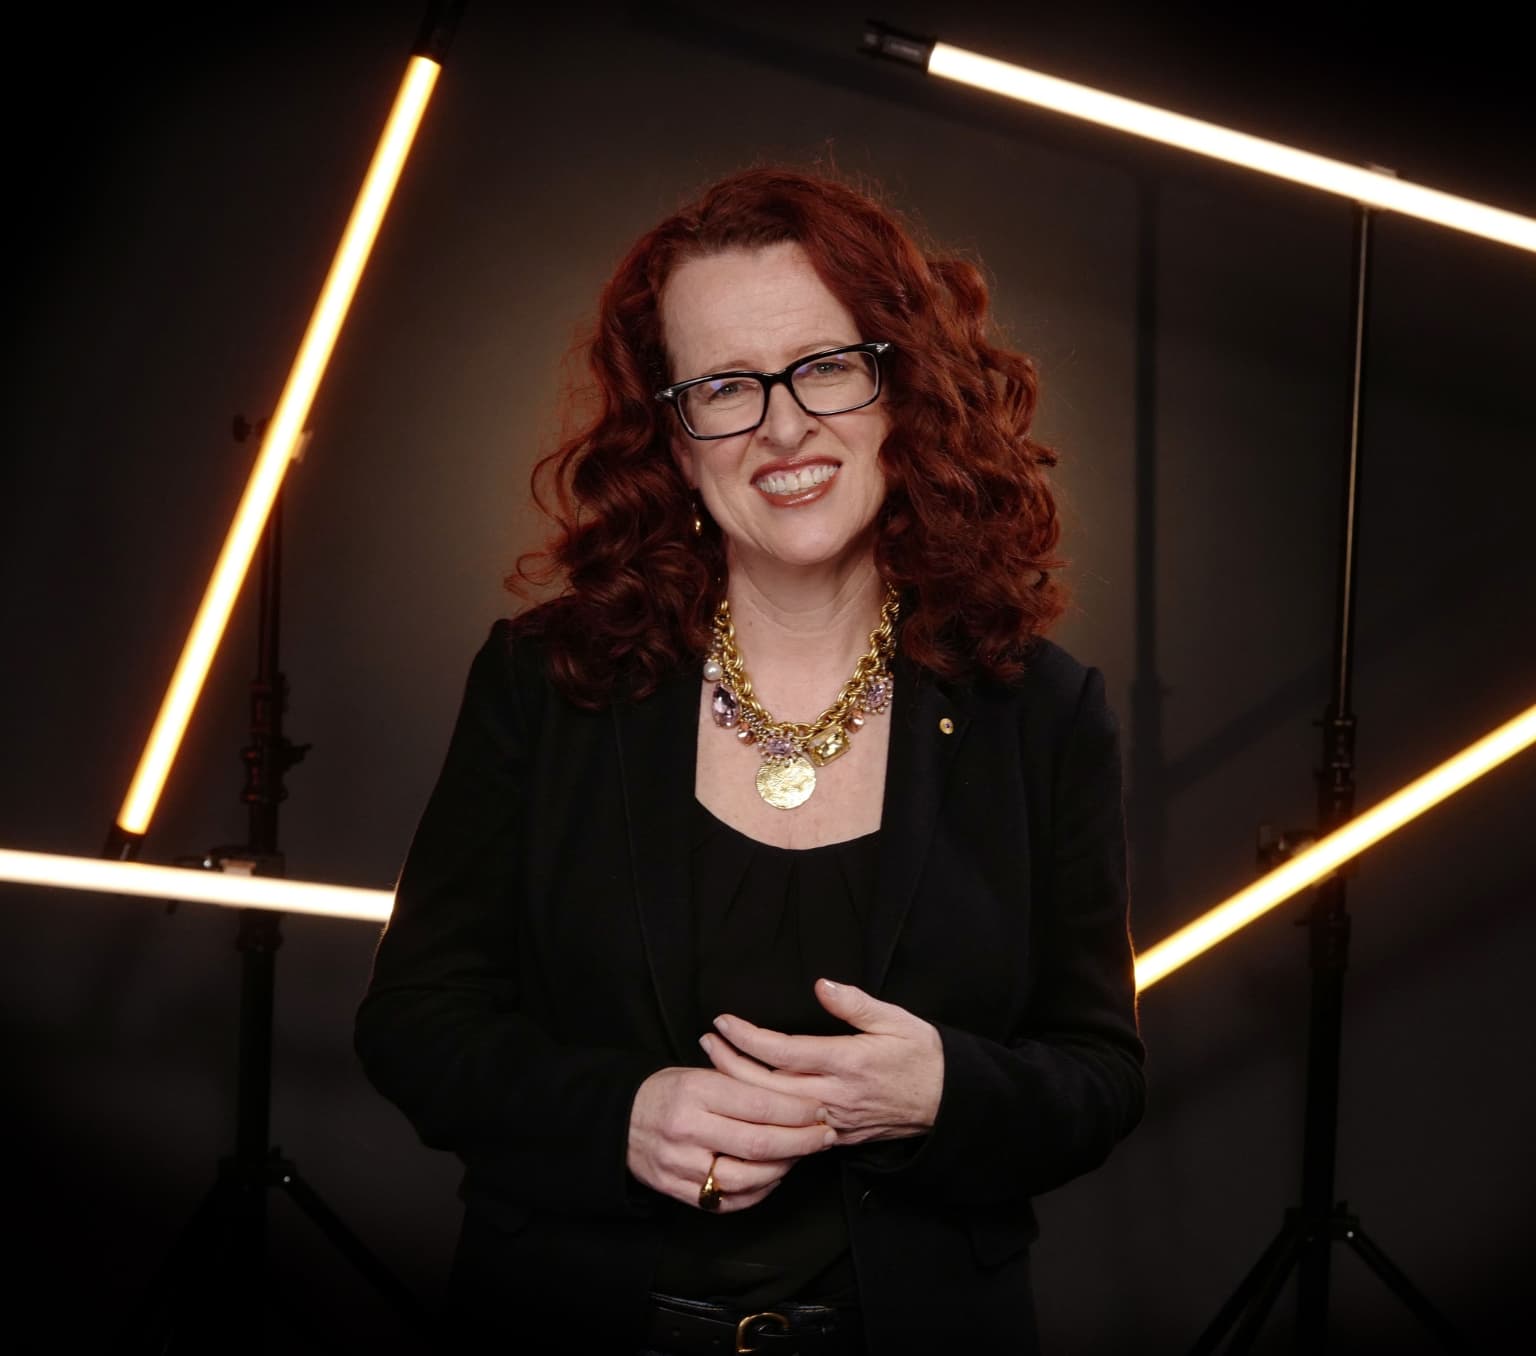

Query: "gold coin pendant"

xmin=756 ymin=754 xmax=817 ymax=809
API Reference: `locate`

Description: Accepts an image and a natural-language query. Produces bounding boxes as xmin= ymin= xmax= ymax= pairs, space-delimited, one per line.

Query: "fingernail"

xmin=822 ymin=1129 xmax=838 ymax=1148
xmin=815 ymin=1107 xmax=830 ymax=1123
xmin=820 ymin=979 xmax=840 ymax=992
xmin=713 ymin=1015 xmax=730 ymax=1032
xmin=698 ymin=1034 xmax=711 ymax=1051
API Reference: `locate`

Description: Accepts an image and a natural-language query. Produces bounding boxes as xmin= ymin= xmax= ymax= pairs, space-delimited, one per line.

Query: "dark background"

xmin=3 ymin=3 xmax=1532 ymax=1352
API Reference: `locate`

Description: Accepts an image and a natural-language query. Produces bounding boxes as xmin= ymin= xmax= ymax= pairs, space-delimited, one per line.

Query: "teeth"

xmin=755 ymin=463 xmax=838 ymax=495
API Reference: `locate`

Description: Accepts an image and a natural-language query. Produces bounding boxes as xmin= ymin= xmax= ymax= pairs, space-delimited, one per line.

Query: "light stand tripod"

xmin=1188 ymin=206 xmax=1467 ymax=1355
xmin=120 ymin=419 xmax=426 ymax=1354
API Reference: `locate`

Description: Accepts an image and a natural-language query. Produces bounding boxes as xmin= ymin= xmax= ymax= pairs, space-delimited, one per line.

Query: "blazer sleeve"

xmin=353 ymin=621 xmax=669 ymax=1218
xmin=853 ymin=664 xmax=1145 ymax=1206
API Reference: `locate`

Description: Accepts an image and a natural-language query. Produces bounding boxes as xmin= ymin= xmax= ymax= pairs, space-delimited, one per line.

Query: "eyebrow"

xmin=687 ymin=339 xmax=858 ymax=378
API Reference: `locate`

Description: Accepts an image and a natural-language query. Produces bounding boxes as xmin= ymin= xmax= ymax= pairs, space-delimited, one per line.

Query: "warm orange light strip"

xmin=0 ymin=849 xmax=392 ymax=923
xmin=924 ymin=43 xmax=1536 ymax=255
xmin=1135 ymin=702 xmax=1536 ymax=991
xmin=8 ymin=705 xmax=1532 ymax=949
xmin=115 ymin=54 xmax=443 ymax=838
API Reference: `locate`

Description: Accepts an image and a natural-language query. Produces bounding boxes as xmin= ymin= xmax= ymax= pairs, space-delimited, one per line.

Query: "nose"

xmin=756 ymin=379 xmax=815 ymax=447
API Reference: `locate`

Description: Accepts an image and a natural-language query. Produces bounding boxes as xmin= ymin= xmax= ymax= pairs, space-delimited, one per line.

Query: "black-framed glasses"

xmin=655 ymin=341 xmax=893 ymax=440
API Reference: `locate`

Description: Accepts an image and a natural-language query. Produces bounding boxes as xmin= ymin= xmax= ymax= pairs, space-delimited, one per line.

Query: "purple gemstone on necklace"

xmin=711 ymin=685 xmax=739 ymax=728
xmin=864 ymin=677 xmax=891 ymax=713
xmin=763 ymin=734 xmax=796 ymax=758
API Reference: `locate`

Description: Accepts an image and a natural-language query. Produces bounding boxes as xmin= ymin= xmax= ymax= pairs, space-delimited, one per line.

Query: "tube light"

xmin=114 ymin=53 xmax=443 ymax=842
xmin=1135 ymin=701 xmax=1536 ymax=990
xmin=13 ymin=698 xmax=1531 ymax=970
xmin=862 ymin=23 xmax=1536 ymax=255
xmin=0 ymin=848 xmax=393 ymax=924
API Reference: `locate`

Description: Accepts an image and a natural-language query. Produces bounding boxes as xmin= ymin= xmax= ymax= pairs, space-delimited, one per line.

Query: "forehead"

xmin=660 ymin=242 xmax=860 ymax=376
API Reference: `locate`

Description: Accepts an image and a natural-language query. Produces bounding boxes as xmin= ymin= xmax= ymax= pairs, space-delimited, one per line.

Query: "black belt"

xmin=644 ymin=1293 xmax=862 ymax=1355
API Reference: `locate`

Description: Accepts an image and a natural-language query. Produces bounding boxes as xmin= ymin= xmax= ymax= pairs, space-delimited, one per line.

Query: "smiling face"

xmin=661 ymin=242 xmax=890 ymax=579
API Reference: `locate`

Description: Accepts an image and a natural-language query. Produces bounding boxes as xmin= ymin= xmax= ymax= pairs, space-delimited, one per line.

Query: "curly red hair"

xmin=511 ymin=166 xmax=1065 ymax=706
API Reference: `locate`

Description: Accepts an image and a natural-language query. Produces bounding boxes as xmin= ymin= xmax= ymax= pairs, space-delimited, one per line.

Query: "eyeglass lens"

xmin=679 ymin=349 xmax=879 ymax=436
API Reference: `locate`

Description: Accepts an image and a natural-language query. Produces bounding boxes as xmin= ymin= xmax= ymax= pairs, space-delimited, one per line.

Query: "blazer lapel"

xmin=866 ymin=651 xmax=973 ymax=995
xmin=612 ymin=670 xmax=699 ymax=1063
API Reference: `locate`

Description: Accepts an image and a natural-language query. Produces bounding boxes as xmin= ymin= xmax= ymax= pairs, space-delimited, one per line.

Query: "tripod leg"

xmin=1189 ymin=1218 xmax=1303 ymax=1356
xmin=119 ymin=1171 xmax=256 ymax=1355
xmin=1346 ymin=1227 xmax=1466 ymax=1352
xmin=1224 ymin=1225 xmax=1309 ymax=1355
xmin=279 ymin=1167 xmax=429 ymax=1331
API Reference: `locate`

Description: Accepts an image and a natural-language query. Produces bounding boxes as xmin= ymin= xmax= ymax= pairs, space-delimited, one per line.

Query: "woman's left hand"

xmin=700 ymin=979 xmax=944 ymax=1146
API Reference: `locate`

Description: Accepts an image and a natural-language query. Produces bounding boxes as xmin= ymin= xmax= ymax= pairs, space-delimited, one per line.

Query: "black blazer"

xmin=354 ymin=619 xmax=1145 ymax=1354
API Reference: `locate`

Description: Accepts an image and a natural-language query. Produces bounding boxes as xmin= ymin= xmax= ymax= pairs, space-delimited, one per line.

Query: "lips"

xmin=751 ymin=457 xmax=840 ymax=505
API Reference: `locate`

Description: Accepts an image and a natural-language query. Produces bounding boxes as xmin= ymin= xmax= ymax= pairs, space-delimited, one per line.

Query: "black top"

xmin=650 ymin=800 xmax=880 ymax=1308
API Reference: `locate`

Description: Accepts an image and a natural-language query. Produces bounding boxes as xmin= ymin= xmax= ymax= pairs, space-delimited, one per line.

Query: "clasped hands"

xmin=626 ymin=978 xmax=943 ymax=1213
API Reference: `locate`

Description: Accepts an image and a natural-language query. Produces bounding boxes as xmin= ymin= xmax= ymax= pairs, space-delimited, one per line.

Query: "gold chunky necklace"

xmin=705 ymin=585 xmax=899 ymax=809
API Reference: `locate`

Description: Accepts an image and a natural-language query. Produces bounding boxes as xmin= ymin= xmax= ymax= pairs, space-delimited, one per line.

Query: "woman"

xmin=354 ymin=167 xmax=1145 ymax=1355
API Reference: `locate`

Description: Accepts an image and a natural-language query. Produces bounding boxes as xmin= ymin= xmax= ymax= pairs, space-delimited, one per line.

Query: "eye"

xmin=683 ymin=376 xmax=759 ymax=413
xmin=795 ymin=354 xmax=856 ymax=384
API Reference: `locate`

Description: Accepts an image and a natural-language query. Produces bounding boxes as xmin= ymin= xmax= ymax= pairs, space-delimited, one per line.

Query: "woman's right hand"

xmin=627 ymin=1066 xmax=836 ymax=1212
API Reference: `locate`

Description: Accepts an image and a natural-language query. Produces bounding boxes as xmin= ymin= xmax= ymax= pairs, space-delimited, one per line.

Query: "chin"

xmin=764 ymin=530 xmax=876 ymax=571
xmin=725 ymin=500 xmax=882 ymax=573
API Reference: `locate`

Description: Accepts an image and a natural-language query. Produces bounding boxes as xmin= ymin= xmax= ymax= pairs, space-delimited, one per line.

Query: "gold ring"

xmin=698 ymin=1155 xmax=723 ymax=1212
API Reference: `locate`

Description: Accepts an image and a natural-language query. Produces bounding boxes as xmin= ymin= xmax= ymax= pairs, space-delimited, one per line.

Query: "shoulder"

xmin=504 ymin=597 xmax=697 ymax=712
xmin=942 ymin=638 xmax=1119 ymax=783
xmin=477 ymin=606 xmax=685 ymax=716
xmin=472 ymin=614 xmax=548 ymax=683
xmin=452 ymin=614 xmax=560 ymax=732
xmin=980 ymin=637 xmax=1113 ymax=728
xmin=1013 ymin=637 xmax=1095 ymax=703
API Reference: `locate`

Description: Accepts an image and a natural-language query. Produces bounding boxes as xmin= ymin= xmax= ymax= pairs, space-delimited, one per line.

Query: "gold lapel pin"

xmin=938 ymin=717 xmax=955 ymax=734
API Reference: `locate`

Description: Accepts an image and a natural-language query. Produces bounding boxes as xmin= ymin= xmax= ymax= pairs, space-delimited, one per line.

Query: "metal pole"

xmin=1296 ymin=202 xmax=1372 ymax=1349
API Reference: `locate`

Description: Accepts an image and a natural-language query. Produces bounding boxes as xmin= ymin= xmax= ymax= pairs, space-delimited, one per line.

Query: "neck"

xmin=721 ymin=549 xmax=887 ymax=705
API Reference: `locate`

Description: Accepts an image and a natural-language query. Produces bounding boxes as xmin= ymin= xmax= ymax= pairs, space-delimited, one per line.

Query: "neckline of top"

xmin=693 ymin=797 xmax=880 ymax=853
